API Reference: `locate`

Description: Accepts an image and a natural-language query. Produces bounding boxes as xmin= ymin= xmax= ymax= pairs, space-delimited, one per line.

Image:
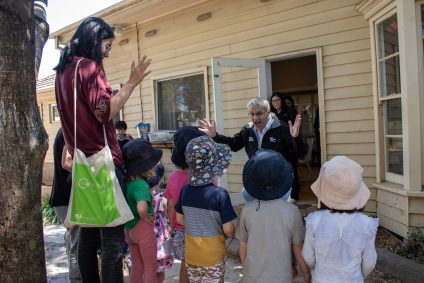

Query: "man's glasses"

xmin=248 ymin=111 xmax=265 ymax=118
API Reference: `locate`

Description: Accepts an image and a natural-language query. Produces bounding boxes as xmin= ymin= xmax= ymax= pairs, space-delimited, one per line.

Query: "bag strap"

xmin=73 ymin=59 xmax=108 ymax=149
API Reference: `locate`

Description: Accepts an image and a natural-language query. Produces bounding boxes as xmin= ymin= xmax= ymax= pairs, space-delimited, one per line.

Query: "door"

xmin=211 ymin=57 xmax=271 ymax=192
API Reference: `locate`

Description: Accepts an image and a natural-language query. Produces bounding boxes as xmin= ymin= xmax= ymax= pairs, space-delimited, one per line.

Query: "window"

xmin=154 ymin=68 xmax=208 ymax=130
xmin=376 ymin=13 xmax=403 ymax=178
xmin=50 ymin=104 xmax=60 ymax=123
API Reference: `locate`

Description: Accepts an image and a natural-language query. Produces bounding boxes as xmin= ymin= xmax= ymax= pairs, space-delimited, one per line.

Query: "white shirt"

xmin=252 ymin=115 xmax=274 ymax=149
xmin=302 ymin=210 xmax=379 ymax=283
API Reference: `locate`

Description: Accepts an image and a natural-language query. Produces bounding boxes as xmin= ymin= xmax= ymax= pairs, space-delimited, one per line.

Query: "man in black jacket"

xmin=198 ymin=98 xmax=301 ymax=200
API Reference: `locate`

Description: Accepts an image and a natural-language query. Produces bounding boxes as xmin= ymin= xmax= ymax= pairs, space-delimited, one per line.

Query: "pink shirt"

xmin=55 ymin=57 xmax=123 ymax=167
xmin=163 ymin=170 xmax=189 ymax=230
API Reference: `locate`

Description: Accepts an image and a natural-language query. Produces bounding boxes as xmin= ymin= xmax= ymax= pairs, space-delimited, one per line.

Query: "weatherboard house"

xmin=37 ymin=0 xmax=424 ymax=238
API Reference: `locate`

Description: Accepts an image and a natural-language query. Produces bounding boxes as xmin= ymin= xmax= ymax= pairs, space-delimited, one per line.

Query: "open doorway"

xmin=270 ymin=55 xmax=320 ymax=203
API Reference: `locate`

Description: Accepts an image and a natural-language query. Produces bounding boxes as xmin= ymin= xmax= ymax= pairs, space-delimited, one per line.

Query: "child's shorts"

xmin=185 ymin=258 xmax=225 ymax=283
xmin=172 ymin=228 xmax=185 ymax=260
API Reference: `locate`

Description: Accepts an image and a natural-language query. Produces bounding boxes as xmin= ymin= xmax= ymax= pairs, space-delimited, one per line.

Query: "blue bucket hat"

xmin=243 ymin=149 xmax=293 ymax=201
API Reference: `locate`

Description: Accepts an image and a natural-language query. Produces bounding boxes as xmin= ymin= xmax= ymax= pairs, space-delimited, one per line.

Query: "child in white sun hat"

xmin=302 ymin=156 xmax=379 ymax=283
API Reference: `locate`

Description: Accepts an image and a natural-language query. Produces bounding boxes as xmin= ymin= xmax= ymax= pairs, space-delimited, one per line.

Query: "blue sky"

xmin=38 ymin=0 xmax=122 ymax=78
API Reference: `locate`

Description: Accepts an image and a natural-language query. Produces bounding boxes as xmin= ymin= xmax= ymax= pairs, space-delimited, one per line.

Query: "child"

xmin=152 ymin=187 xmax=174 ymax=282
xmin=235 ymin=149 xmax=311 ymax=283
xmin=175 ymin=135 xmax=236 ymax=283
xmin=163 ymin=126 xmax=205 ymax=283
xmin=302 ymin=156 xmax=378 ymax=283
xmin=115 ymin=120 xmax=133 ymax=149
xmin=122 ymin=139 xmax=163 ymax=283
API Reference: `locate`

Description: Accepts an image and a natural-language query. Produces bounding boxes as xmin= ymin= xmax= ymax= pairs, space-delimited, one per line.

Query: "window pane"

xmin=377 ymin=14 xmax=399 ymax=59
xmin=385 ymin=98 xmax=402 ymax=135
xmin=51 ymin=105 xmax=60 ymax=122
xmin=156 ymin=74 xmax=206 ymax=130
xmin=379 ymin=55 xmax=401 ymax=96
xmin=387 ymin=137 xmax=403 ymax=175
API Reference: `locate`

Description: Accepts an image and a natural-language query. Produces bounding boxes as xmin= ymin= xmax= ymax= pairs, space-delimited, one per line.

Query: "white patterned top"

xmin=302 ymin=210 xmax=379 ymax=283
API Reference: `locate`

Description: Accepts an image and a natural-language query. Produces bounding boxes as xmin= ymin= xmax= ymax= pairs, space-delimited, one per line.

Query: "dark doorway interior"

xmin=270 ymin=55 xmax=320 ymax=204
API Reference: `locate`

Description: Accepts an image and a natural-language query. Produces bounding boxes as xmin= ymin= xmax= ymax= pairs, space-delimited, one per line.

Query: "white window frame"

xmin=369 ymin=1 xmax=423 ymax=190
xmin=416 ymin=0 xmax=424 ymax=186
xmin=374 ymin=11 xmax=403 ymax=184
xmin=151 ymin=67 xmax=209 ymax=131
xmin=50 ymin=104 xmax=60 ymax=123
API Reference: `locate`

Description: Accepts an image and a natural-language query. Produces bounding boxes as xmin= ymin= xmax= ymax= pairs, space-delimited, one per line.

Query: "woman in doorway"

xmin=54 ymin=17 xmax=151 ymax=283
xmin=270 ymin=92 xmax=285 ymax=121
xmin=270 ymin=92 xmax=301 ymax=201
xmin=283 ymin=95 xmax=298 ymax=125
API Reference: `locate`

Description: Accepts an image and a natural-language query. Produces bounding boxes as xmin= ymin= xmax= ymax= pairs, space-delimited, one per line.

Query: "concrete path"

xmin=44 ymin=225 xmax=247 ymax=283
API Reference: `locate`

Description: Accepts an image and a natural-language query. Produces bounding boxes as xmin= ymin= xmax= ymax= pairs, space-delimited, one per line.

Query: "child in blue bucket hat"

xmin=175 ymin=135 xmax=237 ymax=282
xmin=235 ymin=149 xmax=311 ymax=283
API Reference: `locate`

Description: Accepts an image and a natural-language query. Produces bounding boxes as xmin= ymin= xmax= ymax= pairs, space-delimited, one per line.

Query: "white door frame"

xmin=264 ymin=48 xmax=326 ymax=163
xmin=211 ymin=57 xmax=270 ymax=189
xmin=211 ymin=57 xmax=270 ymax=134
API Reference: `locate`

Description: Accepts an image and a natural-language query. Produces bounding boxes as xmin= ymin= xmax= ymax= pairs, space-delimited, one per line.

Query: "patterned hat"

xmin=185 ymin=135 xmax=232 ymax=186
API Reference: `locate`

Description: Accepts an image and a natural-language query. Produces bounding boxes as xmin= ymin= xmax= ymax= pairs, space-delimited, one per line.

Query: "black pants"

xmin=77 ymin=166 xmax=125 ymax=283
xmin=289 ymin=160 xmax=300 ymax=200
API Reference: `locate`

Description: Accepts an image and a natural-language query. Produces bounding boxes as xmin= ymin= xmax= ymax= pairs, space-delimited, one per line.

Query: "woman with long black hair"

xmin=55 ymin=17 xmax=151 ymax=283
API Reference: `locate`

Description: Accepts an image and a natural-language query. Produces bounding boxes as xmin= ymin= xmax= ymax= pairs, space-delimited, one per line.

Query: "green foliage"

xmin=42 ymin=195 xmax=58 ymax=225
xmin=392 ymin=228 xmax=424 ymax=264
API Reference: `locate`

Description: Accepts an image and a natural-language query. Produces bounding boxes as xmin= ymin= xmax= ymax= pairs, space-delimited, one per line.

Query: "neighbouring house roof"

xmin=37 ymin=73 xmax=56 ymax=91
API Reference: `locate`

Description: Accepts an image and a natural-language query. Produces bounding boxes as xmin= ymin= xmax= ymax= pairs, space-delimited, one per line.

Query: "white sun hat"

xmin=311 ymin=156 xmax=370 ymax=210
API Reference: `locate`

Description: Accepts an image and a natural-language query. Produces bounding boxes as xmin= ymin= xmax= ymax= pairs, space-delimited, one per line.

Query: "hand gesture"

xmin=198 ymin=119 xmax=217 ymax=138
xmin=288 ymin=114 xmax=302 ymax=137
xmin=128 ymin=56 xmax=152 ymax=87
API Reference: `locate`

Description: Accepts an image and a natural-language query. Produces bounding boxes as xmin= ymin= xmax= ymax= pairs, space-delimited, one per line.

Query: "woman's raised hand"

xmin=288 ymin=114 xmax=302 ymax=137
xmin=198 ymin=119 xmax=217 ymax=138
xmin=128 ymin=56 xmax=152 ymax=87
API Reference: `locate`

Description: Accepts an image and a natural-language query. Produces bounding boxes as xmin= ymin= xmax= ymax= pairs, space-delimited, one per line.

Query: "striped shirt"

xmin=175 ymin=183 xmax=237 ymax=266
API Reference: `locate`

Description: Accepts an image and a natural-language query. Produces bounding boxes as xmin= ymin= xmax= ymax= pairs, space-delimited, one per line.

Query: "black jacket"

xmin=213 ymin=114 xmax=295 ymax=161
xmin=50 ymin=128 xmax=72 ymax=207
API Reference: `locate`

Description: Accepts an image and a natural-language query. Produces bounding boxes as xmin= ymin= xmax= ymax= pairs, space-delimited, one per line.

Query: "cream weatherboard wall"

xmin=102 ymin=0 xmax=376 ymax=208
xmin=37 ymin=86 xmax=60 ymax=185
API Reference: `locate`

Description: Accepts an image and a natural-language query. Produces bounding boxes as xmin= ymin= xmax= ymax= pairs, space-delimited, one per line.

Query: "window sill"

xmin=373 ymin=182 xmax=424 ymax=197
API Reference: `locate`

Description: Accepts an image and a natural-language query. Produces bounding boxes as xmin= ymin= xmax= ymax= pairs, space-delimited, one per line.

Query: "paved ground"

xmin=44 ymin=224 xmax=309 ymax=283
xmin=44 ymin=225 xmax=246 ymax=283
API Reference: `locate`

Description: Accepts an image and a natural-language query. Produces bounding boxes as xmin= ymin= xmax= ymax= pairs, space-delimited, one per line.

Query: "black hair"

xmin=115 ymin=120 xmax=128 ymax=130
xmin=270 ymin=92 xmax=284 ymax=114
xmin=54 ymin=17 xmax=115 ymax=72
xmin=283 ymin=95 xmax=295 ymax=108
xmin=319 ymin=202 xmax=364 ymax=214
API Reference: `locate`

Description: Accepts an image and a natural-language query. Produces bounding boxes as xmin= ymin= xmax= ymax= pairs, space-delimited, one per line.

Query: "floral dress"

xmin=153 ymin=191 xmax=174 ymax=272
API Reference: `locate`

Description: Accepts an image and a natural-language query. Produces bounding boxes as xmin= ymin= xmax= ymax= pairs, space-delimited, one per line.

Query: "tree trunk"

xmin=0 ymin=1 xmax=49 ymax=282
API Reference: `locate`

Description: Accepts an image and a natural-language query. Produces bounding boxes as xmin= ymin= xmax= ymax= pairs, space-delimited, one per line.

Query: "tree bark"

xmin=0 ymin=1 xmax=49 ymax=282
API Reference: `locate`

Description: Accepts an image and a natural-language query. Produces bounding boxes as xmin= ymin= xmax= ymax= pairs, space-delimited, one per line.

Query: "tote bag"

xmin=64 ymin=59 xmax=133 ymax=227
